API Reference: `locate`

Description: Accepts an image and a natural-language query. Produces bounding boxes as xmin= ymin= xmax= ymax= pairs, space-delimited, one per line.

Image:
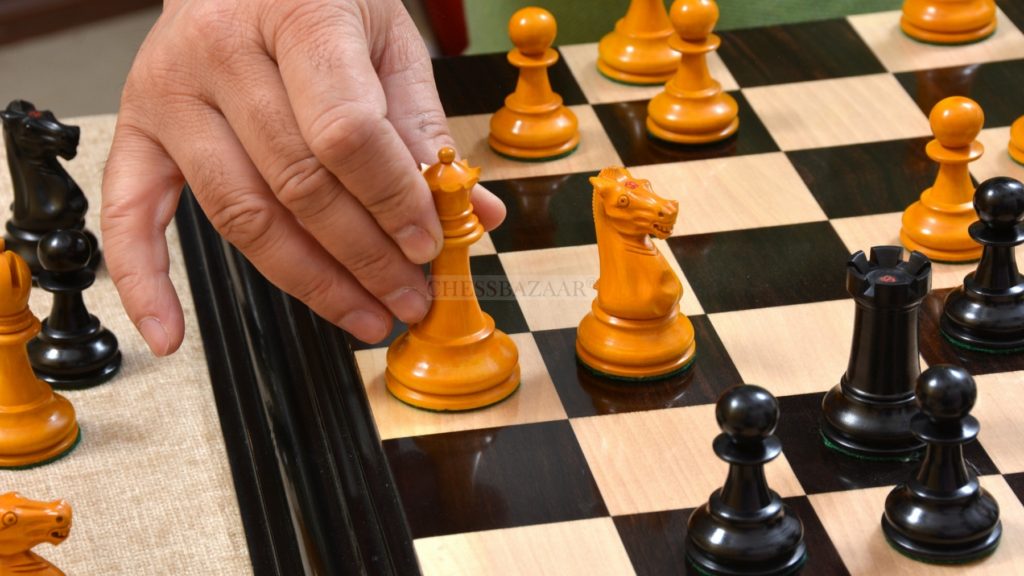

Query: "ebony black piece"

xmin=821 ymin=246 xmax=931 ymax=459
xmin=1 ymin=100 xmax=99 ymax=275
xmin=28 ymin=230 xmax=119 ymax=389
xmin=942 ymin=176 xmax=1024 ymax=352
xmin=686 ymin=385 xmax=806 ymax=576
xmin=882 ymin=365 xmax=1001 ymax=563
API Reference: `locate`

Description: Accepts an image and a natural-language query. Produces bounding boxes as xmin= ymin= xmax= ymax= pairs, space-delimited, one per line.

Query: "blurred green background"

xmin=465 ymin=0 xmax=904 ymax=53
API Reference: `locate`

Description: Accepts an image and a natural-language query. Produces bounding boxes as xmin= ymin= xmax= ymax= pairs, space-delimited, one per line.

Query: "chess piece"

xmin=900 ymin=96 xmax=985 ymax=262
xmin=882 ymin=365 xmax=1001 ymax=563
xmin=941 ymin=176 xmax=1024 ymax=351
xmin=822 ymin=247 xmax=931 ymax=459
xmin=0 ymin=493 xmax=72 ymax=576
xmin=0 ymin=240 xmax=78 ymax=467
xmin=576 ymin=167 xmax=695 ymax=379
xmin=1010 ymin=115 xmax=1023 ymax=165
xmin=597 ymin=0 xmax=679 ymax=85
xmin=646 ymin=0 xmax=738 ymax=145
xmin=489 ymin=7 xmax=579 ymax=161
xmin=1 ymin=100 xmax=100 ymax=276
xmin=386 ymin=147 xmax=520 ymax=411
xmin=29 ymin=230 xmax=121 ymax=389
xmin=901 ymin=0 xmax=997 ymax=45
xmin=687 ymin=385 xmax=806 ymax=576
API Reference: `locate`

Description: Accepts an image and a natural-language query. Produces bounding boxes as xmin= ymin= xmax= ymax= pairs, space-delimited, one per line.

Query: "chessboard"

xmin=5 ymin=4 xmax=1024 ymax=576
xmin=336 ymin=5 xmax=1024 ymax=576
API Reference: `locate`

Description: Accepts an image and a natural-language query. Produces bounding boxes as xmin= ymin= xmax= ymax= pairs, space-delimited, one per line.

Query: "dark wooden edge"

xmin=0 ymin=0 xmax=160 ymax=45
xmin=175 ymin=187 xmax=421 ymax=576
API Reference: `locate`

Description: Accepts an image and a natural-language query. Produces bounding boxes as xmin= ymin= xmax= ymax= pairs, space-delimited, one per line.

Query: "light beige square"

xmin=829 ymin=212 xmax=1018 ymax=290
xmin=0 ymin=115 xmax=252 ymax=575
xmin=973 ymin=126 xmax=1024 ymax=183
xmin=849 ymin=9 xmax=1024 ymax=73
xmin=974 ymin=371 xmax=1024 ymax=474
xmin=560 ymin=42 xmax=739 ymax=105
xmin=449 ymin=105 xmax=622 ymax=182
xmin=630 ymin=153 xmax=827 ymax=236
xmin=498 ymin=243 xmax=703 ymax=332
xmin=358 ymin=332 xmax=567 ymax=440
xmin=571 ymin=404 xmax=803 ymax=516
xmin=709 ymin=299 xmax=857 ymax=398
xmin=471 ymin=231 xmax=497 ymax=257
xmin=810 ymin=476 xmax=1024 ymax=575
xmin=743 ymin=74 xmax=931 ymax=151
xmin=414 ymin=517 xmax=635 ymax=576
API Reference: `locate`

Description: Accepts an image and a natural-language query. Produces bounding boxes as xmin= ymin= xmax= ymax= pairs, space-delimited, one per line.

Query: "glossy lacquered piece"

xmin=687 ymin=385 xmax=806 ymax=576
xmin=576 ymin=167 xmax=695 ymax=379
xmin=0 ymin=492 xmax=72 ymax=576
xmin=941 ymin=176 xmax=1024 ymax=351
xmin=900 ymin=96 xmax=984 ymax=262
xmin=647 ymin=0 xmax=738 ymax=145
xmin=28 ymin=230 xmax=120 ymax=389
xmin=0 ymin=100 xmax=99 ymax=276
xmin=1010 ymin=115 xmax=1024 ymax=165
xmin=0 ymin=240 xmax=78 ymax=468
xmin=901 ymin=0 xmax=997 ymax=45
xmin=822 ymin=247 xmax=931 ymax=459
xmin=597 ymin=0 xmax=678 ymax=85
xmin=489 ymin=8 xmax=579 ymax=160
xmin=882 ymin=365 xmax=1001 ymax=563
xmin=386 ymin=148 xmax=520 ymax=411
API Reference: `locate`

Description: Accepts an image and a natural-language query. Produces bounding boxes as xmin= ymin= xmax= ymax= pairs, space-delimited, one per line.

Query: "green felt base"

xmin=686 ymin=552 xmax=807 ymax=576
xmin=575 ymin=353 xmax=696 ymax=382
xmin=0 ymin=427 xmax=82 ymax=471
xmin=942 ymin=330 xmax=1024 ymax=355
xmin=490 ymin=145 xmax=578 ymax=163
xmin=387 ymin=382 xmax=521 ymax=413
xmin=820 ymin=430 xmax=920 ymax=463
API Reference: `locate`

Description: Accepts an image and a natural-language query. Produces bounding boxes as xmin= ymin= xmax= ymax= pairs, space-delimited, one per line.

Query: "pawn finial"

xmin=930 ymin=96 xmax=984 ymax=149
xmin=38 ymin=230 xmax=91 ymax=273
xmin=438 ymin=146 xmax=456 ymax=165
xmin=974 ymin=176 xmax=1024 ymax=229
xmin=717 ymin=384 xmax=778 ymax=441
xmin=916 ymin=365 xmax=976 ymax=423
xmin=671 ymin=0 xmax=719 ymax=42
xmin=509 ymin=7 xmax=556 ymax=56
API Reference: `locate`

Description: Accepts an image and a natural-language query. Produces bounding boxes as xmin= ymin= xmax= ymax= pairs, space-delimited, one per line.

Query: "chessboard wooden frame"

xmin=175 ymin=188 xmax=418 ymax=576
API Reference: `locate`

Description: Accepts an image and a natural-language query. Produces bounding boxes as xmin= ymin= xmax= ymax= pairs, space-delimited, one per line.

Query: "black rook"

xmin=821 ymin=246 xmax=931 ymax=459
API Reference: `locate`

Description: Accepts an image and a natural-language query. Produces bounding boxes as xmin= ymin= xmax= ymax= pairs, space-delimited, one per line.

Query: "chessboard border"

xmin=175 ymin=188 xmax=420 ymax=576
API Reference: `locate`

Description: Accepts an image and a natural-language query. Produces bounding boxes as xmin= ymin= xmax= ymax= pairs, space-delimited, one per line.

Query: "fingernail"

xmin=138 ymin=316 xmax=169 ymax=356
xmin=340 ymin=310 xmax=389 ymax=343
xmin=384 ymin=287 xmax=430 ymax=324
xmin=396 ymin=225 xmax=441 ymax=264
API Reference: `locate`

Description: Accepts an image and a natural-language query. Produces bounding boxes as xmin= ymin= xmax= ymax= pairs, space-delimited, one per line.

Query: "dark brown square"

xmin=483 ymin=171 xmax=596 ymax=252
xmin=920 ymin=288 xmax=1024 ymax=375
xmin=896 ymin=59 xmax=1024 ymax=128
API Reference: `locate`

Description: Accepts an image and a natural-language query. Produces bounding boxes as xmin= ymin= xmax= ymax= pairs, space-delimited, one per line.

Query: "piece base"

xmin=39 ymin=353 xmax=122 ymax=390
xmin=385 ymin=369 xmax=520 ymax=412
xmin=899 ymin=229 xmax=981 ymax=263
xmin=900 ymin=17 xmax=997 ymax=45
xmin=1010 ymin=144 xmax=1024 ymax=166
xmin=647 ymin=117 xmax=739 ymax=145
xmin=820 ymin=429 xmax=921 ymax=463
xmin=575 ymin=350 xmax=696 ymax=382
xmin=686 ymin=544 xmax=806 ymax=576
xmin=0 ymin=425 xmax=81 ymax=470
xmin=882 ymin=516 xmax=1001 ymax=564
xmin=596 ymin=60 xmax=674 ymax=86
xmin=941 ymin=325 xmax=1024 ymax=354
xmin=489 ymin=140 xmax=579 ymax=162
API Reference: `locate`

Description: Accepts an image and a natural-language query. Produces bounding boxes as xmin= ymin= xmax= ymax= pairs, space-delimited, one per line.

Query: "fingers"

xmin=208 ymin=50 xmax=431 ymax=324
xmin=271 ymin=5 xmax=443 ymax=266
xmin=101 ymin=122 xmax=186 ymax=356
xmin=162 ymin=100 xmax=394 ymax=343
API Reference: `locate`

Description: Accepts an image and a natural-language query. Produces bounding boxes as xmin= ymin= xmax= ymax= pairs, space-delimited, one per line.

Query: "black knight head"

xmin=1 ymin=100 xmax=80 ymax=161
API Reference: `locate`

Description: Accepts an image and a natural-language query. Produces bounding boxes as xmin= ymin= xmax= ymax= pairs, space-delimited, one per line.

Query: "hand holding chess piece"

xmin=0 ymin=493 xmax=72 ymax=576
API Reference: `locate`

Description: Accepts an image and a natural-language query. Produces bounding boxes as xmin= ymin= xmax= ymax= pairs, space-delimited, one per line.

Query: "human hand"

xmin=102 ymin=0 xmax=506 ymax=356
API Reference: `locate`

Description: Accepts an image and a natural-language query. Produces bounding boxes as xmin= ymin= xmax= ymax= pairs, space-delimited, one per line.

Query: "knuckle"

xmin=345 ymin=246 xmax=396 ymax=286
xmin=307 ymin=106 xmax=382 ymax=165
xmin=360 ymin=182 xmax=410 ymax=223
xmin=206 ymin=196 xmax=275 ymax=250
xmin=291 ymin=270 xmax=337 ymax=308
xmin=273 ymin=157 xmax=335 ymax=218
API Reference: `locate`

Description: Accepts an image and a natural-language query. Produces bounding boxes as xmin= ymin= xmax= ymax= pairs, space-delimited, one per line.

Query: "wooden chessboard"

xmin=176 ymin=5 xmax=1024 ymax=576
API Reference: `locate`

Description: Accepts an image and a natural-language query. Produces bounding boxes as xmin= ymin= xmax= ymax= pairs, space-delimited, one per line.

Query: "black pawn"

xmin=882 ymin=365 xmax=1001 ymax=563
xmin=686 ymin=385 xmax=805 ymax=576
xmin=822 ymin=246 xmax=931 ymax=459
xmin=942 ymin=176 xmax=1024 ymax=352
xmin=28 ymin=230 xmax=120 ymax=389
